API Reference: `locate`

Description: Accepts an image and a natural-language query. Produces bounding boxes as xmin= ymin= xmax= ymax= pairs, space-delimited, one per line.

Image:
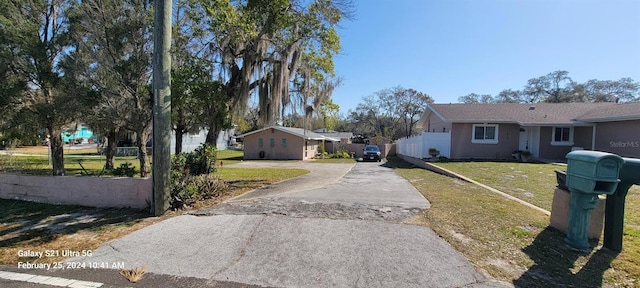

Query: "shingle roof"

xmin=237 ymin=126 xmax=336 ymax=141
xmin=316 ymin=132 xmax=354 ymax=139
xmin=576 ymin=102 xmax=640 ymax=122
xmin=427 ymin=103 xmax=620 ymax=125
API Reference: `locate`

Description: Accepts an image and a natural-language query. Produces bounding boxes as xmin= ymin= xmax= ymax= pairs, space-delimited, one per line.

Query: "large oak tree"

xmin=190 ymin=0 xmax=353 ymax=140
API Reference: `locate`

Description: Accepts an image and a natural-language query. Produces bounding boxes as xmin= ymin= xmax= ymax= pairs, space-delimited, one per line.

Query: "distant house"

xmin=314 ymin=129 xmax=353 ymax=153
xmin=170 ymin=128 xmax=235 ymax=153
xmin=62 ymin=124 xmax=95 ymax=144
xmin=238 ymin=126 xmax=338 ymax=160
xmin=110 ymin=128 xmax=235 ymax=156
xmin=401 ymin=102 xmax=640 ymax=160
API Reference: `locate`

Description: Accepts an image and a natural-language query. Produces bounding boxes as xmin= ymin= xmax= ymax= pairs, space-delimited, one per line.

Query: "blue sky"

xmin=331 ymin=0 xmax=640 ymax=115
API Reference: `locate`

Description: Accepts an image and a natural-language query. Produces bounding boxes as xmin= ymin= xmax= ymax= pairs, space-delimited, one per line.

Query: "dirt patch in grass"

xmin=5 ymin=145 xmax=99 ymax=156
xmin=386 ymin=156 xmax=638 ymax=287
xmin=0 ymin=199 xmax=159 ymax=265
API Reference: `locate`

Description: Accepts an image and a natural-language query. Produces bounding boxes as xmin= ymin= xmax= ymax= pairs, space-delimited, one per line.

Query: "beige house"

xmin=413 ymin=102 xmax=640 ymax=160
xmin=238 ymin=126 xmax=337 ymax=160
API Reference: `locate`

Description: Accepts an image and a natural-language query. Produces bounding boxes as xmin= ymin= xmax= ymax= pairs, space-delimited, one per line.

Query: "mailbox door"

xmin=567 ymin=160 xmax=596 ymax=177
xmin=597 ymin=159 xmax=621 ymax=179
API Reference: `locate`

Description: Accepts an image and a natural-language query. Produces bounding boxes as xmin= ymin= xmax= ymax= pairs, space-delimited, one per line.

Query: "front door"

xmin=519 ymin=127 xmax=540 ymax=157
xmin=519 ymin=129 xmax=529 ymax=151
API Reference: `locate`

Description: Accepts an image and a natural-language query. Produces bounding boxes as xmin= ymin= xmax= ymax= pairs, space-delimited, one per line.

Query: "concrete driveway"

xmin=68 ymin=161 xmax=501 ymax=287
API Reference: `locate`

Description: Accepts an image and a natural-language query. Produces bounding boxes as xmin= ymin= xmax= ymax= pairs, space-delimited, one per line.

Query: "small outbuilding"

xmin=238 ymin=126 xmax=337 ymax=160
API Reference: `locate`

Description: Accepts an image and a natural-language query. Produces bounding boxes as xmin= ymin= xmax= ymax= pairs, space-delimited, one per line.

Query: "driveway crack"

xmin=108 ymin=243 xmax=122 ymax=253
xmin=211 ymin=215 xmax=267 ymax=278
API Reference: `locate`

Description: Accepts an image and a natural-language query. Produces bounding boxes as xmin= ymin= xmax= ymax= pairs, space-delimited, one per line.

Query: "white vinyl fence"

xmin=396 ymin=131 xmax=451 ymax=159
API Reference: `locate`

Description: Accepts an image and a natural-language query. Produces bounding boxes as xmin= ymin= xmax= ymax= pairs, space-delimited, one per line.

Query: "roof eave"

xmin=448 ymin=120 xmax=518 ymax=124
xmin=578 ymin=115 xmax=640 ymax=123
xmin=236 ymin=126 xmax=271 ymax=138
xmin=428 ymin=104 xmax=447 ymax=122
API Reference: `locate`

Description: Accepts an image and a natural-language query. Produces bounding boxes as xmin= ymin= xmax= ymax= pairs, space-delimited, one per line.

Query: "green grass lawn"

xmin=216 ymin=167 xmax=309 ymax=196
xmin=392 ymin=158 xmax=639 ymax=286
xmin=215 ymin=149 xmax=244 ymax=166
xmin=433 ymin=161 xmax=640 ymax=227
xmin=434 ymin=162 xmax=561 ymax=211
xmin=0 ymin=154 xmax=139 ymax=176
xmin=0 ymin=148 xmax=245 ymax=176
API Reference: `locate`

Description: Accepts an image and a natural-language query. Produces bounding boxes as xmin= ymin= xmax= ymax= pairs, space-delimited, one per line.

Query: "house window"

xmin=472 ymin=124 xmax=499 ymax=144
xmin=552 ymin=127 xmax=574 ymax=146
xmin=258 ymin=138 xmax=263 ymax=147
xmin=270 ymin=138 xmax=275 ymax=147
xmin=282 ymin=138 xmax=287 ymax=147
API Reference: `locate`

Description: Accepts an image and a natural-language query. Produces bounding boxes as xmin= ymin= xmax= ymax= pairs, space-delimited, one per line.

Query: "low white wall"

xmin=0 ymin=174 xmax=151 ymax=209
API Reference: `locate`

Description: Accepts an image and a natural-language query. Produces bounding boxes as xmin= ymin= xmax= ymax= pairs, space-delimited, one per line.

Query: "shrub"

xmin=169 ymin=143 xmax=228 ymax=210
xmin=172 ymin=143 xmax=216 ymax=176
xmin=170 ymin=175 xmax=198 ymax=209
xmin=193 ymin=174 xmax=228 ymax=199
xmin=111 ymin=162 xmax=136 ymax=177
xmin=330 ymin=150 xmax=351 ymax=159
xmin=318 ymin=141 xmax=326 ymax=158
xmin=170 ymin=172 xmax=228 ymax=210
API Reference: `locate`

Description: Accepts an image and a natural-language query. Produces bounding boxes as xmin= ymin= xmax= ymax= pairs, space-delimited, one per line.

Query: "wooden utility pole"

xmin=152 ymin=0 xmax=172 ymax=216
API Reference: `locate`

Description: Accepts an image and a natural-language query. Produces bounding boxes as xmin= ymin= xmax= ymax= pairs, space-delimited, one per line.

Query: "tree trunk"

xmin=408 ymin=121 xmax=415 ymax=137
xmin=48 ymin=125 xmax=65 ymax=176
xmin=405 ymin=117 xmax=412 ymax=138
xmin=205 ymin=123 xmax=220 ymax=146
xmin=174 ymin=125 xmax=184 ymax=154
xmin=137 ymin=130 xmax=150 ymax=177
xmin=105 ymin=128 xmax=117 ymax=170
xmin=174 ymin=107 xmax=185 ymax=154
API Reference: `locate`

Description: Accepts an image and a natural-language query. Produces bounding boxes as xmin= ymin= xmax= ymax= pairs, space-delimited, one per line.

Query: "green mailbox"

xmin=565 ymin=150 xmax=624 ymax=195
xmin=603 ymin=157 xmax=640 ymax=252
xmin=564 ymin=151 xmax=624 ymax=250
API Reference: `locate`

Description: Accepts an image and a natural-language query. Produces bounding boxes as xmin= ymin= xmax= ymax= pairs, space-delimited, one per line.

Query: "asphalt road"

xmin=3 ymin=161 xmax=510 ymax=287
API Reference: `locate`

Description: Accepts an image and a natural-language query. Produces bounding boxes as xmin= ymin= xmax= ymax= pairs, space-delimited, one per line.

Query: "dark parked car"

xmin=363 ymin=145 xmax=382 ymax=162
